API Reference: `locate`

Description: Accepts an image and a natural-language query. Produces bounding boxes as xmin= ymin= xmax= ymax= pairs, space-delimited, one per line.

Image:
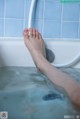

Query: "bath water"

xmin=0 ymin=67 xmax=80 ymax=119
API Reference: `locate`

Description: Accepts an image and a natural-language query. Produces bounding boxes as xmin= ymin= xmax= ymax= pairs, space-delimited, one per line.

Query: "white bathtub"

xmin=0 ymin=38 xmax=80 ymax=68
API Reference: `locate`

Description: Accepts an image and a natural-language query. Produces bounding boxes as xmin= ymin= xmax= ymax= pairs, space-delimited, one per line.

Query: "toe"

xmin=39 ymin=33 xmax=42 ymax=40
xmin=23 ymin=28 xmax=28 ymax=39
xmin=29 ymin=28 xmax=33 ymax=37
xmin=32 ymin=28 xmax=36 ymax=37
xmin=36 ymin=30 xmax=39 ymax=39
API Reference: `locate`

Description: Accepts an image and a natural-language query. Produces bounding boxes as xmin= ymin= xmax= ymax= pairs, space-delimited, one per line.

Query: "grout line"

xmin=23 ymin=0 xmax=26 ymax=28
xmin=78 ymin=25 xmax=80 ymax=38
xmin=78 ymin=9 xmax=80 ymax=38
xmin=0 ymin=37 xmax=23 ymax=39
xmin=62 ymin=21 xmax=80 ymax=22
xmin=0 ymin=18 xmax=4 ymax=19
xmin=42 ymin=0 xmax=45 ymax=38
xmin=61 ymin=3 xmax=63 ymax=38
xmin=0 ymin=37 xmax=80 ymax=41
xmin=78 ymin=23 xmax=80 ymax=38
xmin=0 ymin=17 xmax=80 ymax=22
xmin=4 ymin=0 xmax=6 ymax=37
xmin=2 ymin=18 xmax=24 ymax=20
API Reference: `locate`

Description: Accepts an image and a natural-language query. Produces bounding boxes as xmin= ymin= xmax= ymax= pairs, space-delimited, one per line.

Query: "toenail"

xmin=24 ymin=29 xmax=28 ymax=32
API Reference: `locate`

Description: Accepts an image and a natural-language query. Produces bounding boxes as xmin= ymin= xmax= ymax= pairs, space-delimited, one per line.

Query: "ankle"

xmin=36 ymin=54 xmax=48 ymax=72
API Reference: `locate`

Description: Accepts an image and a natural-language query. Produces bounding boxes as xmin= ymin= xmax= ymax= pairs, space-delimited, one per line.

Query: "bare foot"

xmin=23 ymin=28 xmax=46 ymax=68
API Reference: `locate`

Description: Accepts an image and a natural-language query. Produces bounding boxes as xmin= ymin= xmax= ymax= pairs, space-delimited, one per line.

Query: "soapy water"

xmin=0 ymin=67 xmax=80 ymax=119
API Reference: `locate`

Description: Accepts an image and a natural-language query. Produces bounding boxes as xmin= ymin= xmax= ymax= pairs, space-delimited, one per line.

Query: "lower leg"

xmin=23 ymin=28 xmax=80 ymax=108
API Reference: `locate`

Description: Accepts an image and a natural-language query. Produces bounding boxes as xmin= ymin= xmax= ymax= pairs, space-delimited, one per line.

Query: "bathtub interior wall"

xmin=0 ymin=38 xmax=80 ymax=68
xmin=0 ymin=0 xmax=80 ymax=39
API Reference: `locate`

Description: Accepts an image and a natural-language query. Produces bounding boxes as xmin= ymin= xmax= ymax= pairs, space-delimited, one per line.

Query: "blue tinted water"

xmin=0 ymin=67 xmax=80 ymax=119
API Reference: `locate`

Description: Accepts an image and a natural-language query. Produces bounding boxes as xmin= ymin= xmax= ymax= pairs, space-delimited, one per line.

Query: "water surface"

xmin=0 ymin=67 xmax=80 ymax=119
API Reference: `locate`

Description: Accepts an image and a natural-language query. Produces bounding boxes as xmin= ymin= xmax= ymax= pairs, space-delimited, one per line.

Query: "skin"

xmin=23 ymin=28 xmax=80 ymax=109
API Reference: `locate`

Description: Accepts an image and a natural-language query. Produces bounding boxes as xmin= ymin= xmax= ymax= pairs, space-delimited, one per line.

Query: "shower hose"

xmin=28 ymin=0 xmax=80 ymax=67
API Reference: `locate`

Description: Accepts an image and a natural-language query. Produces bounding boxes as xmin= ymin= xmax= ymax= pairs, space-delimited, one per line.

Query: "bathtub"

xmin=0 ymin=38 xmax=80 ymax=119
xmin=0 ymin=38 xmax=80 ymax=68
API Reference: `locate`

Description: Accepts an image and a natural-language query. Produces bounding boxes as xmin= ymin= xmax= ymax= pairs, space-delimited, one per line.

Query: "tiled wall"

xmin=0 ymin=0 xmax=80 ymax=39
